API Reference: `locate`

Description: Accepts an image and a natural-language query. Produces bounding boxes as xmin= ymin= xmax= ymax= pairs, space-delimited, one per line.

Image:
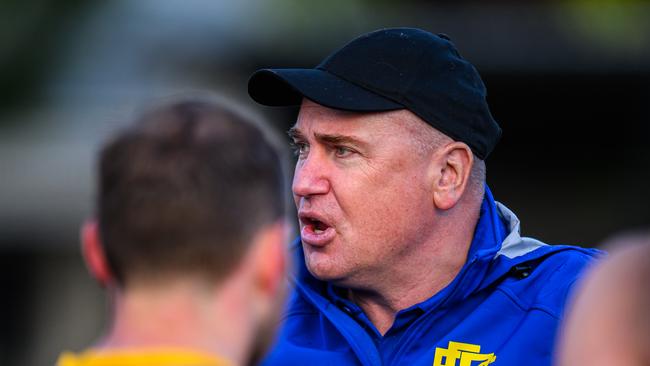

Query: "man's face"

xmin=290 ymin=99 xmax=437 ymax=288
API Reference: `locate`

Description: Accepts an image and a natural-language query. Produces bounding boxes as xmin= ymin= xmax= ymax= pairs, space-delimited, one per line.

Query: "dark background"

xmin=1 ymin=1 xmax=649 ymax=365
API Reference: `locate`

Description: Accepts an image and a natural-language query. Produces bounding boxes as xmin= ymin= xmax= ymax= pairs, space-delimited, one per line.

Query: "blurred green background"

xmin=1 ymin=1 xmax=649 ymax=365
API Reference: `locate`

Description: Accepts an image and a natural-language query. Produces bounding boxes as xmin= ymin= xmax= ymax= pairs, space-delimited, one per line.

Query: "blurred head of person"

xmin=80 ymin=95 xmax=290 ymax=366
xmin=556 ymin=231 xmax=650 ymax=366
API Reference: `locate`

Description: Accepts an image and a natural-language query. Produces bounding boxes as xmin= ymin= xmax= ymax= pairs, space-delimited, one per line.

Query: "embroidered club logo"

xmin=433 ymin=341 xmax=496 ymax=366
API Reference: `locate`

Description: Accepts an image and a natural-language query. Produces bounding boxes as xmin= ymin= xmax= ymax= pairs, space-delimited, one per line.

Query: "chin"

xmin=305 ymin=259 xmax=346 ymax=282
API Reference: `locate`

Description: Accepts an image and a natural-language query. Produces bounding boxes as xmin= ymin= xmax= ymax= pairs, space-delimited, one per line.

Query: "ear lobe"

xmin=81 ymin=219 xmax=115 ymax=287
xmin=432 ymin=143 xmax=473 ymax=210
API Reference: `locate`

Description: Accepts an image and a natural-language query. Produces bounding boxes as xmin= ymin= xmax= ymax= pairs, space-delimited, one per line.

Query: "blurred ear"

xmin=431 ymin=142 xmax=473 ymax=210
xmin=81 ymin=219 xmax=114 ymax=287
xmin=251 ymin=219 xmax=289 ymax=298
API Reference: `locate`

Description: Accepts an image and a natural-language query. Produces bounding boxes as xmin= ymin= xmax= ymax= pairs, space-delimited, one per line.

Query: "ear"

xmin=81 ymin=219 xmax=115 ymax=287
xmin=431 ymin=142 xmax=473 ymax=210
xmin=251 ymin=219 xmax=289 ymax=298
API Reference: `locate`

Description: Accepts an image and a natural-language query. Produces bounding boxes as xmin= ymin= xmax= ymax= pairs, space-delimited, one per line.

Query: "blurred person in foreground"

xmin=248 ymin=27 xmax=602 ymax=366
xmin=56 ymin=96 xmax=290 ymax=366
xmin=557 ymin=232 xmax=650 ymax=366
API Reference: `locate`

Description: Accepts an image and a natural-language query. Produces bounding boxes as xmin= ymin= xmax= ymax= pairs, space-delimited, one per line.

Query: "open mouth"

xmin=301 ymin=216 xmax=331 ymax=234
xmin=307 ymin=218 xmax=329 ymax=233
xmin=299 ymin=213 xmax=336 ymax=246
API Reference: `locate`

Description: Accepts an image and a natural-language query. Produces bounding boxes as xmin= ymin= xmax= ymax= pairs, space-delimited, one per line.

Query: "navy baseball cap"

xmin=248 ymin=27 xmax=501 ymax=159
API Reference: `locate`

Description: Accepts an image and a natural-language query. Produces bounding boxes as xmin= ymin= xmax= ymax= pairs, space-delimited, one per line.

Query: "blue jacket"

xmin=263 ymin=188 xmax=602 ymax=365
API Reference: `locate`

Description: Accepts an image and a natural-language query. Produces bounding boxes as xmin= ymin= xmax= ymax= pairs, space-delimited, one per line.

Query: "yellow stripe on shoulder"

xmin=56 ymin=348 xmax=233 ymax=366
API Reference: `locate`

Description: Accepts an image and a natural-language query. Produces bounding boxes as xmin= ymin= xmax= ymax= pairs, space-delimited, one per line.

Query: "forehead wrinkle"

xmin=290 ymin=117 xmax=371 ymax=147
xmin=295 ymin=103 xmax=420 ymax=152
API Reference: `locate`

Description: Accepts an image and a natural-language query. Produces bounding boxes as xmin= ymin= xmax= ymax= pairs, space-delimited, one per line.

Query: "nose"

xmin=292 ymin=153 xmax=330 ymax=199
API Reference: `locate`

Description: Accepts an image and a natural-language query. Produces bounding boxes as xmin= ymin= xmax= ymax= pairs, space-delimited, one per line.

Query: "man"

xmin=557 ymin=232 xmax=650 ymax=366
xmin=247 ymin=28 xmax=601 ymax=365
xmin=56 ymin=97 xmax=289 ymax=366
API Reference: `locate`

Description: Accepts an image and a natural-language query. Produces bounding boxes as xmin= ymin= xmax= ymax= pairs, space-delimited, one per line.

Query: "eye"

xmin=334 ymin=146 xmax=354 ymax=158
xmin=289 ymin=141 xmax=309 ymax=158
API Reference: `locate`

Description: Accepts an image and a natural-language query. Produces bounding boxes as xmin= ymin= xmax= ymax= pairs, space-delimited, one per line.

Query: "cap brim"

xmin=248 ymin=68 xmax=403 ymax=112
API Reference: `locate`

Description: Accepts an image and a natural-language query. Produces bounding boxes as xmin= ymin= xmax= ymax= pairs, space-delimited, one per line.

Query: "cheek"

xmin=331 ymin=151 xmax=432 ymax=234
xmin=336 ymin=170 xmax=429 ymax=240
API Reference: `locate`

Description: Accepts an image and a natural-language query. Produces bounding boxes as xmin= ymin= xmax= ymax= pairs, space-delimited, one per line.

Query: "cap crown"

xmin=319 ymin=28 xmax=500 ymax=159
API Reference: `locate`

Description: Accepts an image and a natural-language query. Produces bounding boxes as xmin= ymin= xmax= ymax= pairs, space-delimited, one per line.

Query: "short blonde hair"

xmin=396 ymin=110 xmax=486 ymax=201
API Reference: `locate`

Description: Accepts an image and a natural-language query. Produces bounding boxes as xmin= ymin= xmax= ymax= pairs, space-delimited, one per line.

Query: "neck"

xmin=348 ymin=201 xmax=480 ymax=335
xmin=96 ymin=278 xmax=254 ymax=366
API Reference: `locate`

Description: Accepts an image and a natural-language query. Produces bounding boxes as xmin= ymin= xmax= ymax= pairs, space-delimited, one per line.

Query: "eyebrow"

xmin=287 ymin=127 xmax=367 ymax=149
xmin=287 ymin=127 xmax=304 ymax=140
xmin=314 ymin=133 xmax=366 ymax=148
